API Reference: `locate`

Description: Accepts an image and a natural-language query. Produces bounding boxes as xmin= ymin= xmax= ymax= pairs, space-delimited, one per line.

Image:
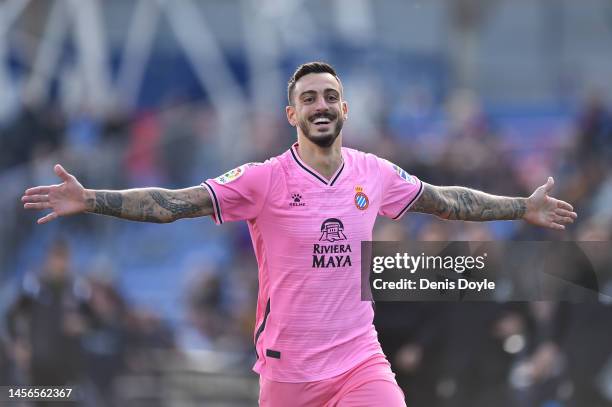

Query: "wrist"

xmin=84 ymin=189 xmax=96 ymax=212
xmin=520 ymin=197 xmax=531 ymax=220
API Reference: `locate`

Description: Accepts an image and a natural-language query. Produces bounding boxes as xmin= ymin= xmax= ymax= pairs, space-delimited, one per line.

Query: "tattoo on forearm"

xmin=93 ymin=192 xmax=123 ymax=217
xmin=410 ymin=185 xmax=526 ymax=221
xmin=148 ymin=191 xmax=202 ymax=218
xmin=89 ymin=187 xmax=210 ymax=223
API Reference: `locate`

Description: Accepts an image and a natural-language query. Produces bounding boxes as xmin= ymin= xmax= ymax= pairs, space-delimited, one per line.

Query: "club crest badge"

xmin=354 ymin=186 xmax=369 ymax=210
xmin=215 ymin=166 xmax=244 ymax=184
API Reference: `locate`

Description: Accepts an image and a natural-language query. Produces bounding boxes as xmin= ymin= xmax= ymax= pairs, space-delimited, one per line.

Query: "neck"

xmin=296 ymin=133 xmax=343 ymax=180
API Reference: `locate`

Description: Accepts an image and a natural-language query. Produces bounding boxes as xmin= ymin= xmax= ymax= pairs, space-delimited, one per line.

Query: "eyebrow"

xmin=298 ymin=88 xmax=340 ymax=98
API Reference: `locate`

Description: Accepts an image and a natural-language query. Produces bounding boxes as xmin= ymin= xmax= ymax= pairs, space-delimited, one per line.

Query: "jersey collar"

xmin=290 ymin=142 xmax=345 ymax=186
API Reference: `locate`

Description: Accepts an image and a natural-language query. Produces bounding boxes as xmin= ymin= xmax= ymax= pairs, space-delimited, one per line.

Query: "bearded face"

xmin=287 ymin=73 xmax=347 ymax=147
xmin=297 ymin=107 xmax=344 ymax=148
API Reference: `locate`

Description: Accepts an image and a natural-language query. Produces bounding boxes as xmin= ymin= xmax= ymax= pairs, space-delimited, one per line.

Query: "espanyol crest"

xmin=354 ymin=186 xmax=369 ymax=210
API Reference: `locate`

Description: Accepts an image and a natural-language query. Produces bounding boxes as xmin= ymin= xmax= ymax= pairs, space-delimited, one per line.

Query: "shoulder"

xmin=211 ymin=158 xmax=278 ymax=186
xmin=340 ymin=148 xmax=398 ymax=182
xmin=349 ymin=152 xmax=421 ymax=186
xmin=341 ymin=146 xmax=382 ymax=169
xmin=242 ymin=155 xmax=285 ymax=184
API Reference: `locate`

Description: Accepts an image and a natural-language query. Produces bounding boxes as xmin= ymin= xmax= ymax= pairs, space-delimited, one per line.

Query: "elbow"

xmin=435 ymin=198 xmax=456 ymax=220
xmin=163 ymin=215 xmax=178 ymax=224
xmin=436 ymin=211 xmax=453 ymax=221
xmin=138 ymin=215 xmax=173 ymax=224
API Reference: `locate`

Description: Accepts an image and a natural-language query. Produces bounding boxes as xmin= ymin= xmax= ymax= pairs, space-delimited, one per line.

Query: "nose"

xmin=313 ymin=96 xmax=330 ymax=112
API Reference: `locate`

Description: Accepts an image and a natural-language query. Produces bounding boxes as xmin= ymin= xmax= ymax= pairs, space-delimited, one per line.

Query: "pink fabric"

xmin=202 ymin=143 xmax=423 ymax=382
xmin=259 ymin=353 xmax=406 ymax=407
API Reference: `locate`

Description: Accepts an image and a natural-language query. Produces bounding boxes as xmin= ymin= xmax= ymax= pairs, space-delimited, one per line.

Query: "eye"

xmin=303 ymin=96 xmax=314 ymax=103
xmin=327 ymin=95 xmax=338 ymax=102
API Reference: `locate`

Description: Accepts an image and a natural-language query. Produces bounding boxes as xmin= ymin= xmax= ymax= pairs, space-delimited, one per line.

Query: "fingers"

xmin=547 ymin=221 xmax=565 ymax=230
xmin=553 ymin=200 xmax=577 ymax=226
xmin=22 ymin=194 xmax=49 ymax=204
xmin=23 ymin=202 xmax=52 ymax=210
xmin=24 ymin=186 xmax=51 ymax=195
xmin=22 ymin=193 xmax=59 ymax=223
xmin=552 ymin=214 xmax=574 ymax=225
xmin=54 ymin=164 xmax=73 ymax=182
xmin=546 ymin=213 xmax=574 ymax=230
xmin=38 ymin=212 xmax=58 ymax=224
xmin=554 ymin=208 xmax=577 ymax=220
xmin=556 ymin=199 xmax=573 ymax=212
xmin=22 ymin=193 xmax=50 ymax=210
xmin=25 ymin=164 xmax=72 ymax=196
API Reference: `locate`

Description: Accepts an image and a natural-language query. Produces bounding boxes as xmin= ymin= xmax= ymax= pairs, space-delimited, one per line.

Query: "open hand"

xmin=22 ymin=164 xmax=89 ymax=224
xmin=523 ymin=177 xmax=577 ymax=230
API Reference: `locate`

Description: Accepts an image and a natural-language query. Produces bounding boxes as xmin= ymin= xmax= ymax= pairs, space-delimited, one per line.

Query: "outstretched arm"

xmin=409 ymin=177 xmax=577 ymax=230
xmin=22 ymin=164 xmax=213 ymax=224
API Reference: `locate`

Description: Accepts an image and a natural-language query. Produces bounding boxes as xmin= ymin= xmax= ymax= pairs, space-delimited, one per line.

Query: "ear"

xmin=341 ymin=101 xmax=348 ymax=120
xmin=286 ymin=105 xmax=297 ymax=127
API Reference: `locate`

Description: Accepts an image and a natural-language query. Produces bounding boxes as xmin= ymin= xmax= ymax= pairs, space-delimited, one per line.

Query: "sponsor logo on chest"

xmin=312 ymin=218 xmax=352 ymax=268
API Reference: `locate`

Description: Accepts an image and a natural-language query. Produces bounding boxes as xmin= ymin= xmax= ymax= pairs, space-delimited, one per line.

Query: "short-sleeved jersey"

xmin=202 ymin=143 xmax=423 ymax=382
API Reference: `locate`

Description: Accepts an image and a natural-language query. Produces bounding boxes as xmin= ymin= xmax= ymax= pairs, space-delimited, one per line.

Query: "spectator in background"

xmin=0 ymin=97 xmax=64 ymax=171
xmin=182 ymin=266 xmax=254 ymax=353
xmin=508 ymin=303 xmax=568 ymax=407
xmin=124 ymin=111 xmax=165 ymax=187
xmin=6 ymin=239 xmax=85 ymax=405
xmin=576 ymin=92 xmax=612 ymax=164
xmin=123 ymin=309 xmax=175 ymax=373
xmin=0 ymin=336 xmax=11 ymax=385
xmin=159 ymin=102 xmax=200 ymax=187
xmin=80 ymin=269 xmax=129 ymax=407
xmin=375 ymin=302 xmax=448 ymax=407
xmin=185 ymin=272 xmax=227 ymax=349
xmin=564 ymin=303 xmax=612 ymax=407
xmin=564 ymin=93 xmax=612 ymax=223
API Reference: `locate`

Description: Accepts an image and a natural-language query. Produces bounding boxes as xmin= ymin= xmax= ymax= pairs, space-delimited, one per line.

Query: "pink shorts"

xmin=258 ymin=353 xmax=406 ymax=407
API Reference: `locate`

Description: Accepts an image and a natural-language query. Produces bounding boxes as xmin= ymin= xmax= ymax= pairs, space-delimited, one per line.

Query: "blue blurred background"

xmin=1 ymin=0 xmax=611 ymax=406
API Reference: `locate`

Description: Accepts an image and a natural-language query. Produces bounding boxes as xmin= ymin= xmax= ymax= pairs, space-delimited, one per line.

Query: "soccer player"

xmin=22 ymin=62 xmax=577 ymax=406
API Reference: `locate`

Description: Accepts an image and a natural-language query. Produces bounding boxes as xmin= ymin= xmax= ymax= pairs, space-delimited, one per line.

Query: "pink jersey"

xmin=202 ymin=143 xmax=423 ymax=382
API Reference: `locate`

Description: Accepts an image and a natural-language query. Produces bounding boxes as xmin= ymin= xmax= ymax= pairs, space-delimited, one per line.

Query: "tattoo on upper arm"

xmin=410 ymin=184 xmax=526 ymax=221
xmin=94 ymin=192 xmax=123 ymax=217
xmin=409 ymin=184 xmax=442 ymax=215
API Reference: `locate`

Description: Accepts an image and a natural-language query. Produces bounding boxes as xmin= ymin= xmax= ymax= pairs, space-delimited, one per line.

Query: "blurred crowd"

xmin=1 ymin=238 xmax=259 ymax=406
xmin=0 ymin=85 xmax=611 ymax=406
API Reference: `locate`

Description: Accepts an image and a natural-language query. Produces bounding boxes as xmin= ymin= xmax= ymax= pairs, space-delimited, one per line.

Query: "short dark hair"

xmin=287 ymin=62 xmax=341 ymax=105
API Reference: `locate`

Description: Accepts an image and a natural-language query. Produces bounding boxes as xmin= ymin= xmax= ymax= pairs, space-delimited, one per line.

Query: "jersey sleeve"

xmin=201 ymin=161 xmax=272 ymax=224
xmin=377 ymin=157 xmax=424 ymax=220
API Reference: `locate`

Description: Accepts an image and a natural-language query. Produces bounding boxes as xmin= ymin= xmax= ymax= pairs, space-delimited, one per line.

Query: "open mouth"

xmin=310 ymin=115 xmax=335 ymax=127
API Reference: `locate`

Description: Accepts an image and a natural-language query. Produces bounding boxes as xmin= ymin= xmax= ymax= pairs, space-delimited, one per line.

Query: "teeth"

xmin=314 ymin=119 xmax=331 ymax=124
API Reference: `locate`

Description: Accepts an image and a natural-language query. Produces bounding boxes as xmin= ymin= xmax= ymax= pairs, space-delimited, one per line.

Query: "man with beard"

xmin=22 ymin=62 xmax=577 ymax=406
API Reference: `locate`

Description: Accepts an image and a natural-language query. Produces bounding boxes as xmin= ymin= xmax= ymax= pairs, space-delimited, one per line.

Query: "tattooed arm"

xmin=22 ymin=164 xmax=212 ymax=224
xmin=85 ymin=187 xmax=212 ymax=223
xmin=410 ymin=179 xmax=577 ymax=230
xmin=410 ymin=183 xmax=527 ymax=221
